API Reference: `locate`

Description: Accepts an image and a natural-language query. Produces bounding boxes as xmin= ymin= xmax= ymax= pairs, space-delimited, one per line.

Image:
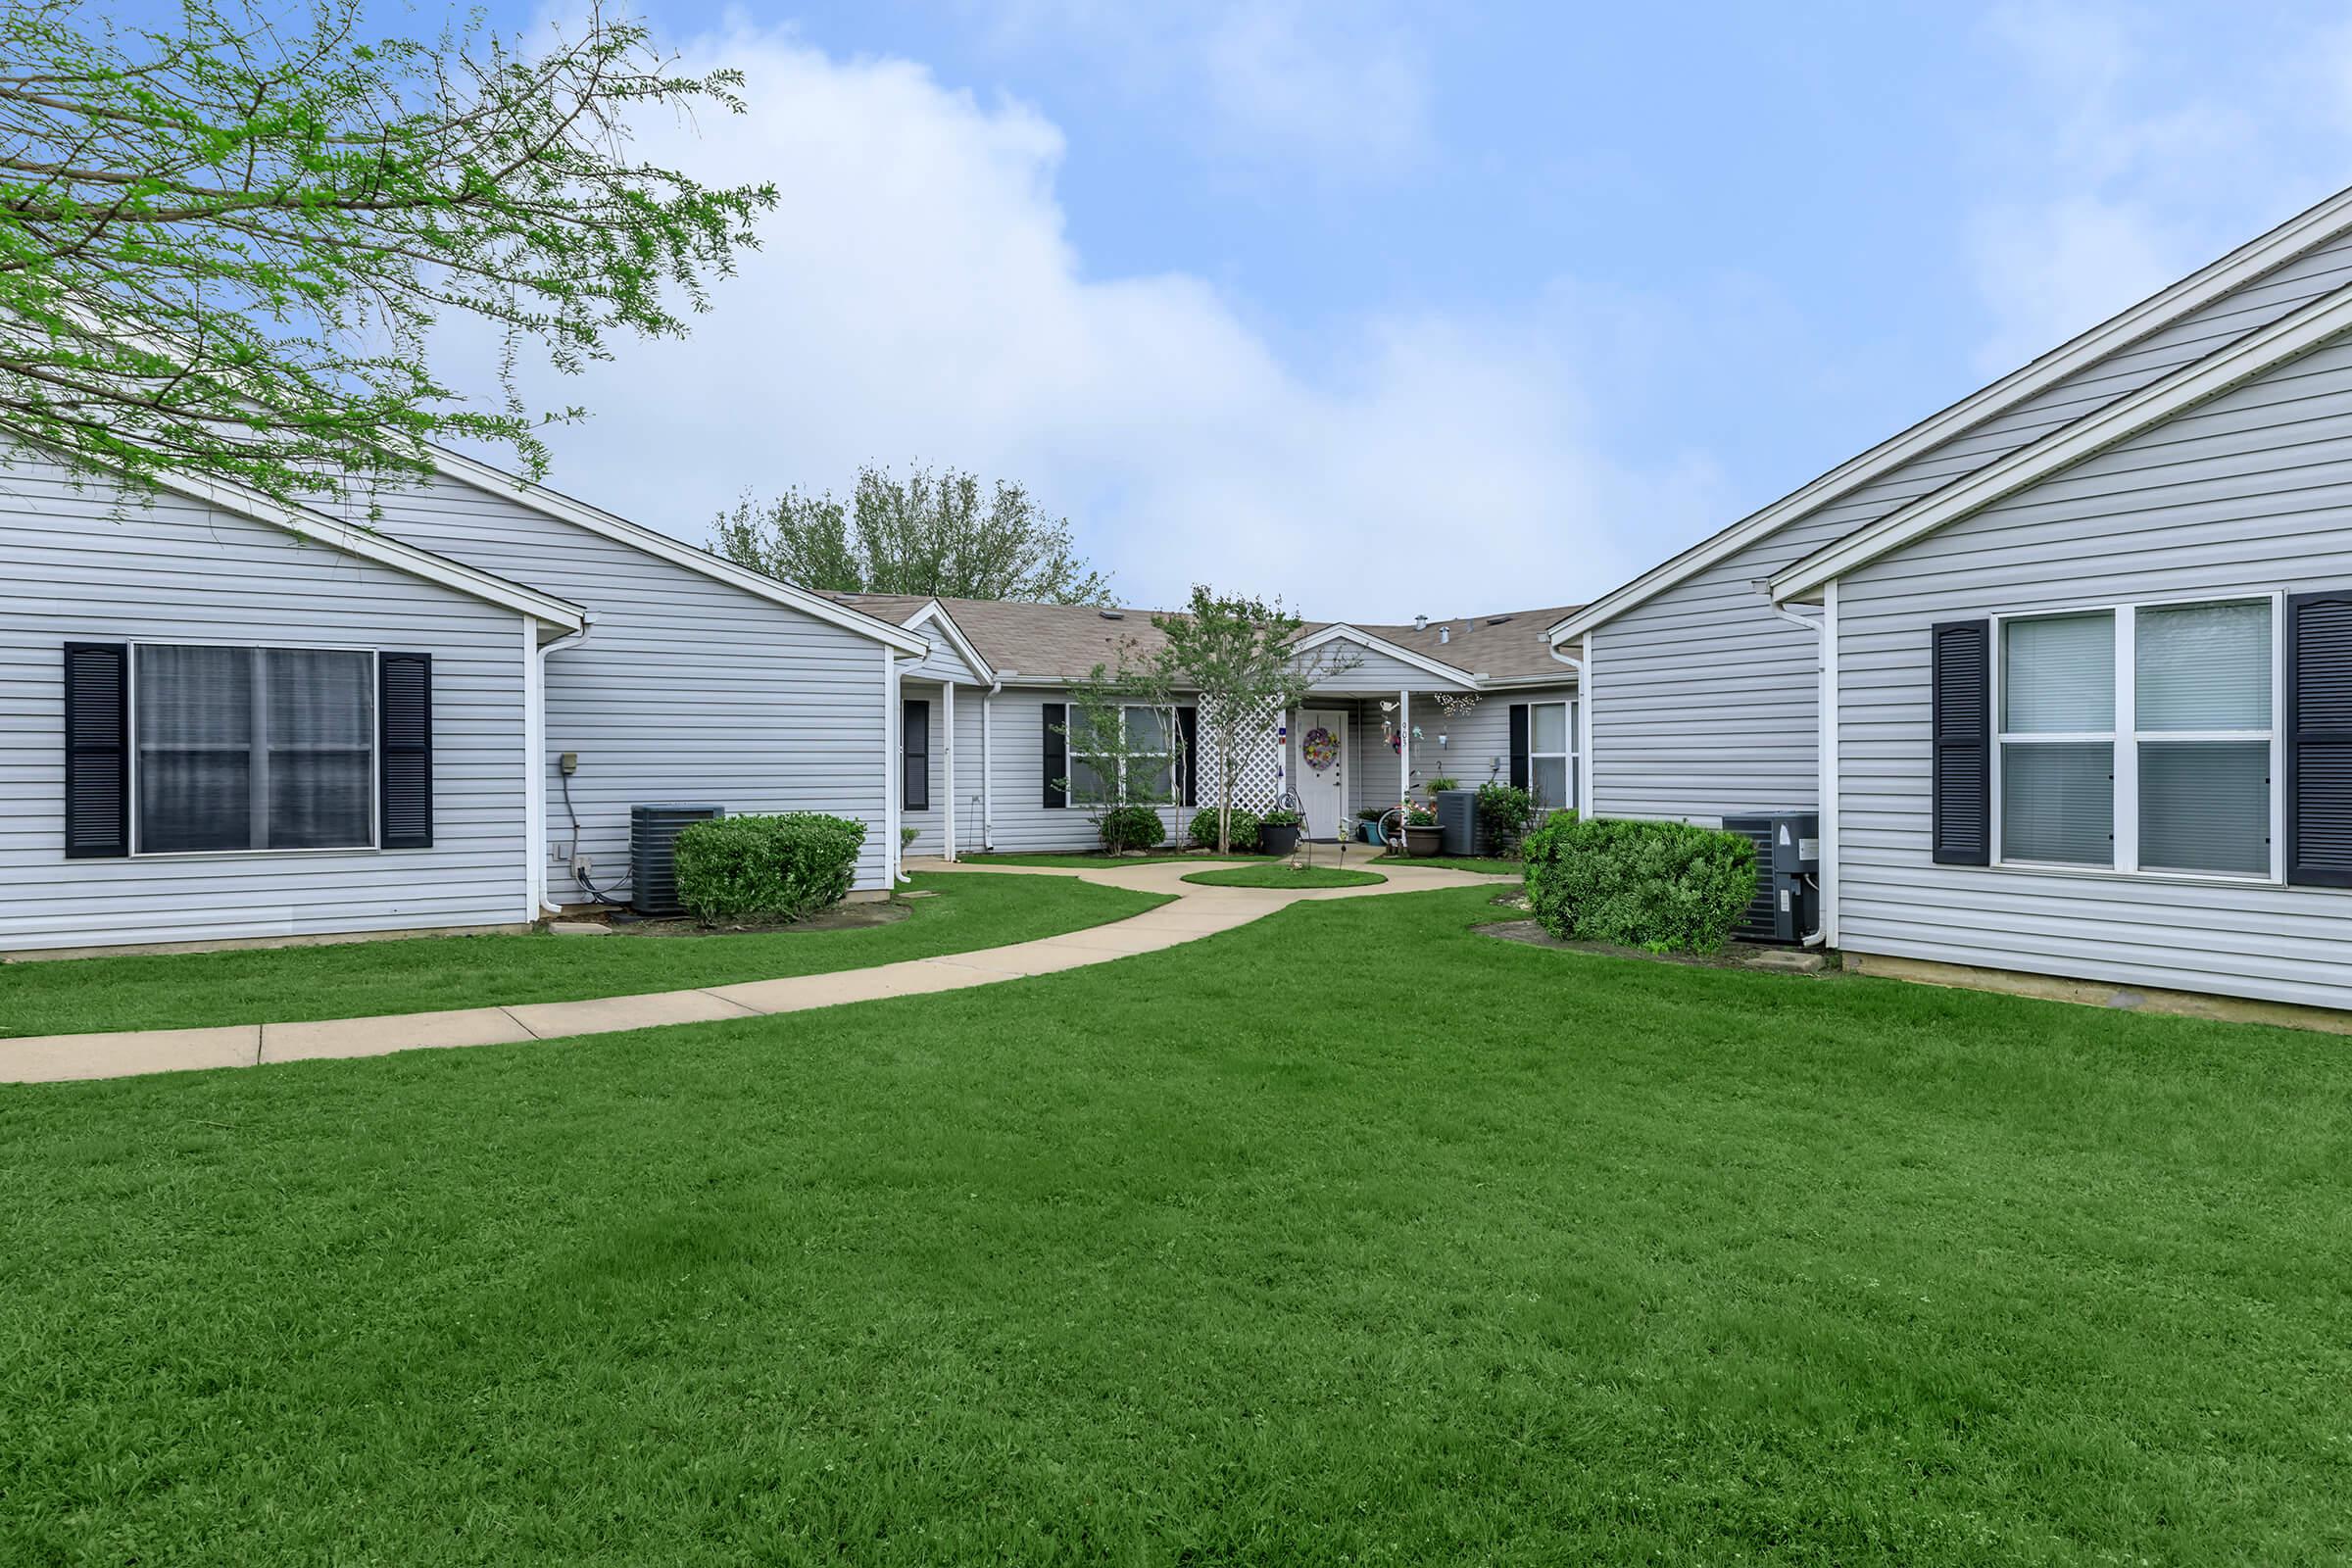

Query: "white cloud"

xmin=1963 ymin=2 xmax=2343 ymax=376
xmin=446 ymin=21 xmax=1723 ymax=619
xmin=967 ymin=0 xmax=1432 ymax=174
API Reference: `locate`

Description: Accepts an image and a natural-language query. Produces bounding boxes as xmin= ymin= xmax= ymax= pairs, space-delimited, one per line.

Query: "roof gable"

xmin=1772 ymin=280 xmax=2352 ymax=600
xmin=423 ymin=447 xmax=928 ymax=654
xmin=1550 ymin=180 xmax=2352 ymax=645
xmin=138 ymin=465 xmax=584 ymax=628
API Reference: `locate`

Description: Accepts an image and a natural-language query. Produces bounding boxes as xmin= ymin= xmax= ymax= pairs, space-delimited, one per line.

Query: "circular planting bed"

xmin=1181 ymin=864 xmax=1386 ymax=890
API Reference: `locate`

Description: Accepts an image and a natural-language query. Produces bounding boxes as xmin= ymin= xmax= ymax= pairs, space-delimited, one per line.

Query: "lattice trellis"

xmin=1194 ymin=696 xmax=1286 ymax=813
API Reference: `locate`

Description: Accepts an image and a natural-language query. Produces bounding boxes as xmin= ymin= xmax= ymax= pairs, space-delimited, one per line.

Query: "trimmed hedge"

xmin=672 ymin=812 xmax=867 ymax=923
xmin=1188 ymin=808 xmax=1258 ymax=851
xmin=1099 ymin=804 xmax=1168 ymax=854
xmin=1522 ymin=813 xmax=1756 ymax=955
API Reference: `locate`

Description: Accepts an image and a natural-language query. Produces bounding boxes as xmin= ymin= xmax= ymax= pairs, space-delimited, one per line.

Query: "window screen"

xmin=135 ymin=645 xmax=374 ymax=853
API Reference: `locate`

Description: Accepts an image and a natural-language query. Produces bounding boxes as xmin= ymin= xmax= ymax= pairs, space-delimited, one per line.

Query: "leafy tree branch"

xmin=0 ymin=0 xmax=776 ymax=500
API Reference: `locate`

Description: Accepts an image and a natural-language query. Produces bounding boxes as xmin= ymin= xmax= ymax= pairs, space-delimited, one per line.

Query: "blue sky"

xmin=450 ymin=1 xmax=2352 ymax=618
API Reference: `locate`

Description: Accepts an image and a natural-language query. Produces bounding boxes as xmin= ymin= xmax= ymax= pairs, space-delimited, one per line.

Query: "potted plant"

xmin=1398 ymin=799 xmax=1443 ymax=858
xmin=1257 ymin=807 xmax=1303 ymax=858
xmin=1356 ymin=806 xmax=1388 ymax=845
xmin=1423 ymin=775 xmax=1460 ymax=799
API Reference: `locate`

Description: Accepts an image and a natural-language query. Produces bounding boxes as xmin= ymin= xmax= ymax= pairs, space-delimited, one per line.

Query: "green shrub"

xmin=1521 ymin=813 xmax=1756 ymax=954
xmin=1476 ymin=782 xmax=1534 ymax=853
xmin=1100 ymin=804 xmax=1168 ymax=854
xmin=672 ymin=812 xmax=867 ymax=923
xmin=1189 ymin=808 xmax=1258 ymax=849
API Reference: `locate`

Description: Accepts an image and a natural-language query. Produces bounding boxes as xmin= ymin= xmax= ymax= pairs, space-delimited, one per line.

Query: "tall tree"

xmin=1150 ymin=586 xmax=1356 ymax=853
xmin=713 ymin=464 xmax=1112 ymax=604
xmin=0 ymin=0 xmax=774 ymax=502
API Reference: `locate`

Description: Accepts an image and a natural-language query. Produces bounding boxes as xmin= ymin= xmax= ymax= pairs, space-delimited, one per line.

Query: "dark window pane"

xmin=2140 ymin=740 xmax=2270 ymax=875
xmin=136 ymin=646 xmax=253 ymax=852
xmin=2001 ymin=741 xmax=2113 ymax=865
xmin=268 ymin=750 xmax=372 ymax=849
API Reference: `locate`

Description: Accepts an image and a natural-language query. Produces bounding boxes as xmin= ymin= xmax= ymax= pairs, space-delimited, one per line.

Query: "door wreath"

xmin=1300 ymin=726 xmax=1339 ymax=771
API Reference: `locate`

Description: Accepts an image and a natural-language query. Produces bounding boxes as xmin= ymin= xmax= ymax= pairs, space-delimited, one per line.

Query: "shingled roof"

xmin=835 ymin=594 xmax=1583 ymax=684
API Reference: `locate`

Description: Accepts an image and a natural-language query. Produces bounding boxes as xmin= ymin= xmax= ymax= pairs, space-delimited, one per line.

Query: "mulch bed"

xmin=559 ymin=903 xmax=912 ymax=938
xmin=1479 ymin=918 xmax=1825 ymax=974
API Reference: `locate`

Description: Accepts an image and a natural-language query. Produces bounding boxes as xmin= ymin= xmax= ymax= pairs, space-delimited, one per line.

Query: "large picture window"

xmin=1995 ymin=597 xmax=2277 ymax=879
xmin=1529 ymin=700 xmax=1578 ymax=810
xmin=1070 ymin=704 xmax=1172 ymax=805
xmin=134 ymin=644 xmax=375 ymax=854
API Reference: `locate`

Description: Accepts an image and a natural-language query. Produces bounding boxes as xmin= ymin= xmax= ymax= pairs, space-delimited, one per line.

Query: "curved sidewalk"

xmin=0 ymin=858 xmax=1512 ymax=1085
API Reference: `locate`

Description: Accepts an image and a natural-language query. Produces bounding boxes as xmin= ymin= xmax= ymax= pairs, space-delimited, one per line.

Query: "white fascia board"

xmin=1477 ymin=672 xmax=1584 ymax=690
xmin=147 ymin=467 xmax=587 ymax=629
xmin=905 ymin=601 xmax=998 ymax=684
xmin=1293 ymin=623 xmax=1482 ymax=685
xmin=1771 ymin=281 xmax=2352 ymax=602
xmin=423 ymin=445 xmax=929 ymax=655
xmin=1549 ymin=180 xmax=2352 ymax=646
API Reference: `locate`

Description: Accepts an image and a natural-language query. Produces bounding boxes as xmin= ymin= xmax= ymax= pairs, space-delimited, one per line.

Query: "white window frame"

xmin=1068 ymin=702 xmax=1175 ymax=808
xmin=1528 ymin=698 xmax=1579 ymax=811
xmin=1989 ymin=590 xmax=2282 ymax=885
xmin=127 ymin=637 xmax=381 ymax=858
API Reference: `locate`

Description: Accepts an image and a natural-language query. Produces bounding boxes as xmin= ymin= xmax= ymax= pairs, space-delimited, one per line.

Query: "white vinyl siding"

xmin=358 ymin=470 xmax=894 ymax=894
xmin=0 ymin=455 xmax=531 ymax=954
xmin=1833 ymin=326 xmax=2352 ymax=1012
xmin=1593 ymin=221 xmax=2352 ymax=826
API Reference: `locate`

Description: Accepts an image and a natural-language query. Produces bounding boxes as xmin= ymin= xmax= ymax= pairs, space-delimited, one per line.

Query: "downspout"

xmin=1547 ymin=643 xmax=1586 ymax=812
xmin=1768 ymin=601 xmax=1829 ymax=947
xmin=983 ymin=673 xmax=1009 ymax=853
xmin=535 ymin=615 xmax=595 ymax=916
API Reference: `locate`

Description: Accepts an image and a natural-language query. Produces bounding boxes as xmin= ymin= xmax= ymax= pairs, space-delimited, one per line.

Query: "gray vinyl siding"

xmin=900 ymin=681 xmax=952 ymax=858
xmin=952 ymin=688 xmax=987 ymax=853
xmin=0 ymin=459 xmax=530 ymax=954
xmin=1304 ymin=638 xmax=1468 ymax=692
xmin=973 ymin=685 xmax=1195 ymax=853
xmin=1442 ymin=687 xmax=1577 ymax=800
xmin=1594 ymin=221 xmax=2352 ymax=826
xmin=361 ymin=471 xmax=893 ymax=894
xmin=1834 ymin=326 xmax=2352 ymax=1012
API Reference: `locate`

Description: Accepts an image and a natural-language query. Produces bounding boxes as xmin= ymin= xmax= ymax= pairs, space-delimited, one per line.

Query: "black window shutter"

xmin=2287 ymin=590 xmax=2352 ymax=886
xmin=1931 ymin=619 xmax=1991 ymax=866
xmin=1043 ymin=702 xmax=1067 ymax=808
xmin=1177 ymin=706 xmax=1199 ymax=808
xmin=903 ymin=699 xmax=931 ymax=811
xmin=63 ymin=642 xmax=129 ymax=858
xmin=378 ymin=652 xmax=433 ymax=850
xmin=1508 ymin=704 xmax=1530 ymax=791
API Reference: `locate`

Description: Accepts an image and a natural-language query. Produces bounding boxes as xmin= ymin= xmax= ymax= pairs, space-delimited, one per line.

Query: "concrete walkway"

xmin=1 ymin=858 xmax=1511 ymax=1085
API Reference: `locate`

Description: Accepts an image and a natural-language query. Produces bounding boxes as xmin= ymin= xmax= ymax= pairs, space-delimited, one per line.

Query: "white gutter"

xmin=1767 ymin=599 xmax=1830 ymax=947
xmin=532 ymin=614 xmax=596 ymax=916
xmin=1547 ymin=643 xmax=1588 ymax=812
xmin=981 ymin=677 xmax=1002 ymax=852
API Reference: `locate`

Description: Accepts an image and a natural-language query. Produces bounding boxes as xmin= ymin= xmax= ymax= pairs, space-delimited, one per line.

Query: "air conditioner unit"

xmin=1721 ymin=810 xmax=1819 ymax=946
xmin=1436 ymin=788 xmax=1482 ymax=857
xmin=630 ymin=803 xmax=723 ymax=915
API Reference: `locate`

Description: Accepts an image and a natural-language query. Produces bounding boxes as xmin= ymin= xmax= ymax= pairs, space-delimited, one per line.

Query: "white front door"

xmin=1293 ymin=708 xmax=1348 ymax=841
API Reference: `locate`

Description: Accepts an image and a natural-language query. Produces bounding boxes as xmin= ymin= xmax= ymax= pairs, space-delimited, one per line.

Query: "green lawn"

xmin=956 ymin=851 xmax=1261 ymax=868
xmin=6 ymin=887 xmax=2350 ymax=1562
xmin=0 ymin=873 xmax=1164 ymax=1038
xmin=1181 ymin=862 xmax=1385 ymax=889
xmin=1372 ymin=852 xmax=1524 ymax=875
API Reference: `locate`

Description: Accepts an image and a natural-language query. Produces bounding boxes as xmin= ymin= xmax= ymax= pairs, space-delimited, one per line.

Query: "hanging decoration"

xmin=1300 ymin=726 xmax=1340 ymax=771
xmin=1434 ymin=691 xmax=1481 ymax=719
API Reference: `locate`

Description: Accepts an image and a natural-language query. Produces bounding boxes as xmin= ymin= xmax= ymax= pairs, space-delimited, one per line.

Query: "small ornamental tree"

xmin=1057 ymin=660 xmax=1176 ymax=854
xmin=1149 ymin=587 xmax=1357 ymax=853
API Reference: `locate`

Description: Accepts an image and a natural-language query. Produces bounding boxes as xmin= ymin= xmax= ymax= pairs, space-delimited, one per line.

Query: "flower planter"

xmin=1257 ymin=821 xmax=1301 ymax=858
xmin=1359 ymin=818 xmax=1386 ymax=846
xmin=1401 ymin=824 xmax=1444 ymax=857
